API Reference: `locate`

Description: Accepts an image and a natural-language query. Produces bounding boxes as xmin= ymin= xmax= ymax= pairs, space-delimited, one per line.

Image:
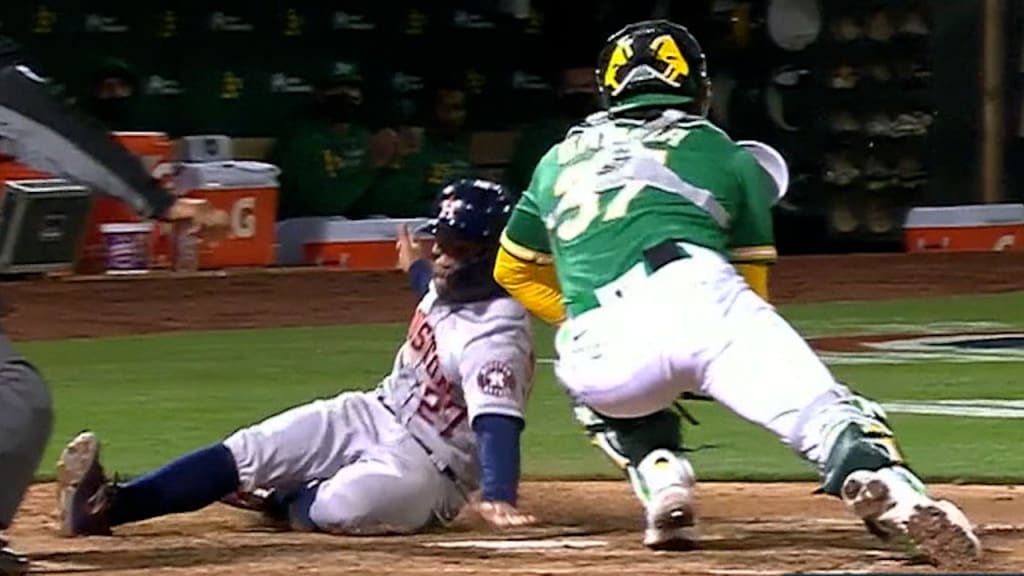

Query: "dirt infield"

xmin=11 ymin=482 xmax=1024 ymax=575
xmin=6 ymin=252 xmax=1024 ymax=574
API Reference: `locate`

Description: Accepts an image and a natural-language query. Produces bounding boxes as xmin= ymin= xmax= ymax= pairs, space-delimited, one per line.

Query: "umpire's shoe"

xmin=0 ymin=537 xmax=28 ymax=576
xmin=841 ymin=466 xmax=982 ymax=568
xmin=56 ymin=431 xmax=113 ymax=537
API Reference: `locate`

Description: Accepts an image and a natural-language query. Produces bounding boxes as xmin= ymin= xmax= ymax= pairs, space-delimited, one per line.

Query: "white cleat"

xmin=841 ymin=467 xmax=982 ymax=568
xmin=643 ymin=484 xmax=696 ymax=550
xmin=633 ymin=449 xmax=697 ymax=551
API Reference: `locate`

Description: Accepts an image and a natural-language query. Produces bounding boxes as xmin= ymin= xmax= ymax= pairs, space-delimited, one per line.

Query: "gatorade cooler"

xmin=174 ymin=161 xmax=280 ymax=269
xmin=903 ymin=204 xmax=1024 ymax=252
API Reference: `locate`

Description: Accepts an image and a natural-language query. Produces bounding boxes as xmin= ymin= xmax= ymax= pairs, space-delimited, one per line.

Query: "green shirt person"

xmin=272 ymin=62 xmax=397 ymax=219
xmin=351 ymin=85 xmax=473 ymax=218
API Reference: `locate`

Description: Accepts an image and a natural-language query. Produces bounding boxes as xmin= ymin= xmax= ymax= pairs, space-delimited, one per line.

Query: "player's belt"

xmin=375 ymin=395 xmax=463 ymax=486
xmin=572 ymin=240 xmax=691 ymax=316
xmin=642 ymin=240 xmax=689 ymax=272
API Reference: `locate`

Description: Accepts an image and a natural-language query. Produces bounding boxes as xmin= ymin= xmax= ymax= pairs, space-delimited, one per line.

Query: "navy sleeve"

xmin=472 ymin=413 xmax=524 ymax=504
xmin=408 ymin=258 xmax=432 ymax=298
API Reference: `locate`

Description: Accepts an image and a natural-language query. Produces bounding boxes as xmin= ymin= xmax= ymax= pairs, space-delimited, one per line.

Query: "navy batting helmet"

xmin=424 ymin=179 xmax=513 ymax=302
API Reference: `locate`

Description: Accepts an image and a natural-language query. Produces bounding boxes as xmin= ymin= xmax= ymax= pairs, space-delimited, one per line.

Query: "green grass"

xmin=22 ymin=291 xmax=1024 ymax=483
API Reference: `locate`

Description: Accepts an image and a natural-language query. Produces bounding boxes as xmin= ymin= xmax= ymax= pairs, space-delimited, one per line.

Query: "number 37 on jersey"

xmin=548 ymin=128 xmax=683 ymax=242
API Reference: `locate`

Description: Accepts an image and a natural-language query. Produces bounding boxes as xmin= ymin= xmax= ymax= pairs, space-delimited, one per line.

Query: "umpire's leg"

xmin=0 ymin=331 xmax=53 ymax=529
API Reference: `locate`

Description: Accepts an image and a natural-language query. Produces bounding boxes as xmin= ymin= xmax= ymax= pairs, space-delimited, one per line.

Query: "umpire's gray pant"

xmin=0 ymin=332 xmax=52 ymax=528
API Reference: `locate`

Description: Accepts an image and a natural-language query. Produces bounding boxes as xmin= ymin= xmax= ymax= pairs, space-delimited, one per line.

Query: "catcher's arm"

xmin=730 ymin=141 xmax=790 ymax=302
xmin=728 ymin=146 xmax=781 ymax=303
xmin=494 ymin=237 xmax=566 ymax=325
xmin=735 ymin=263 xmax=770 ymax=301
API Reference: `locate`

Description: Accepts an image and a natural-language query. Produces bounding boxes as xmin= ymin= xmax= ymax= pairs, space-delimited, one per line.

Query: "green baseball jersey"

xmin=271 ymin=121 xmax=374 ymax=219
xmin=502 ymin=110 xmax=777 ymax=317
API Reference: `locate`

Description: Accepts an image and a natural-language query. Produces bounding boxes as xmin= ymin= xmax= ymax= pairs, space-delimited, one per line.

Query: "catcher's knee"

xmin=574 ymin=403 xmax=683 ymax=470
xmin=790 ymin=388 xmax=906 ymax=496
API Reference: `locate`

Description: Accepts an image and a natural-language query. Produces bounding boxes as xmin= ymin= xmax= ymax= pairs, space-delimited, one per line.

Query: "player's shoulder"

xmin=452 ymin=296 xmax=530 ymax=344
xmin=455 ymin=295 xmax=530 ymax=328
xmin=662 ymin=113 xmax=743 ymax=153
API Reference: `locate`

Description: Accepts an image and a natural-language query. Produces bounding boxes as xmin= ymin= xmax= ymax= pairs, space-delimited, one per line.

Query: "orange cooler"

xmin=904 ymin=204 xmax=1024 ymax=253
xmin=174 ymin=161 xmax=280 ymax=269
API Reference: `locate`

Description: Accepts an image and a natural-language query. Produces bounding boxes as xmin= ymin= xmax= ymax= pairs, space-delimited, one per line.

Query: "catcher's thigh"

xmin=308 ymin=435 xmax=465 ymax=534
xmin=554 ymin=248 xmax=735 ymax=418
xmin=700 ymin=287 xmax=841 ymax=450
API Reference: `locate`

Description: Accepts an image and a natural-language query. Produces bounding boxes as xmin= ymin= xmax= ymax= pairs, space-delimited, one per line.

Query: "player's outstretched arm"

xmin=472 ymin=413 xmax=536 ymax=528
xmin=461 ymin=330 xmax=537 ymax=529
xmin=0 ymin=37 xmax=227 ymax=238
xmin=396 ymin=224 xmax=432 ymax=298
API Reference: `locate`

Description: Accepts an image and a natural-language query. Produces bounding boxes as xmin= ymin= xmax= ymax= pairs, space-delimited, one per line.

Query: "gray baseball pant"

xmin=0 ymin=332 xmax=52 ymax=529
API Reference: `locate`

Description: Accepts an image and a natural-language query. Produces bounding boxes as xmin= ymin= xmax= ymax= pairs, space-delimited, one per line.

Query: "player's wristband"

xmin=473 ymin=414 xmax=524 ymax=504
xmin=408 ymin=258 xmax=432 ymax=298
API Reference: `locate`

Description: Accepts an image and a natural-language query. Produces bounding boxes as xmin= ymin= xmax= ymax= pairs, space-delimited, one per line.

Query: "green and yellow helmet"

xmin=596 ymin=20 xmax=711 ymax=116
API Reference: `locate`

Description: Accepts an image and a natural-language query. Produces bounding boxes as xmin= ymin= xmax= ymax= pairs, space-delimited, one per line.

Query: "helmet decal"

xmin=651 ymin=34 xmax=690 ymax=85
xmin=602 ymin=36 xmax=635 ymax=94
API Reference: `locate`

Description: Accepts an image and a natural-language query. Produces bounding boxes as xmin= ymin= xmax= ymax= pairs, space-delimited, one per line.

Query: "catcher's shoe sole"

xmin=643 ymin=486 xmax=697 ymax=551
xmin=56 ymin=431 xmax=110 ymax=538
xmin=842 ymin=470 xmax=981 ymax=568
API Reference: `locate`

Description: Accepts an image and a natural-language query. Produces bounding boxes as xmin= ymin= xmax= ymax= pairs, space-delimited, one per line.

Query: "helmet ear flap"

xmin=697 ymin=77 xmax=712 ymax=117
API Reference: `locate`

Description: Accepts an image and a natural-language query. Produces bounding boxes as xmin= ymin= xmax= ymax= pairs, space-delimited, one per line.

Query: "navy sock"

xmin=284 ymin=481 xmax=320 ymax=531
xmin=109 ymin=443 xmax=240 ymax=526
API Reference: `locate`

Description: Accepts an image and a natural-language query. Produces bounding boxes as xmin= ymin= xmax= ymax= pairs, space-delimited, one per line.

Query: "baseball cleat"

xmin=220 ymin=488 xmax=276 ymax=512
xmin=841 ymin=467 xmax=982 ymax=568
xmin=643 ymin=484 xmax=697 ymax=550
xmin=56 ymin=431 xmax=113 ymax=537
xmin=633 ymin=449 xmax=698 ymax=551
xmin=220 ymin=487 xmax=292 ymax=528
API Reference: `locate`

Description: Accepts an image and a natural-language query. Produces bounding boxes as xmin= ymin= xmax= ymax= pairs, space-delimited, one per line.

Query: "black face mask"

xmin=319 ymin=93 xmax=361 ymax=123
xmin=92 ymin=96 xmax=134 ymax=128
xmin=557 ymin=92 xmax=598 ymax=120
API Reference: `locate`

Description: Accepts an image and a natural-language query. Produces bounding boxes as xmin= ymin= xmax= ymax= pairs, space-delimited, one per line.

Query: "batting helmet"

xmin=419 ymin=178 xmax=512 ymax=305
xmin=423 ymin=179 xmax=514 ymax=303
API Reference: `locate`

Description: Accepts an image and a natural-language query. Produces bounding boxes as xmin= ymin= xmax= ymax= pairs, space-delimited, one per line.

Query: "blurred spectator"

xmin=350 ymin=80 xmax=474 ymax=218
xmin=420 ymin=81 xmax=474 ymax=190
xmin=504 ymin=64 xmax=598 ymax=194
xmin=82 ymin=57 xmax=142 ymax=130
xmin=271 ymin=62 xmax=398 ymax=220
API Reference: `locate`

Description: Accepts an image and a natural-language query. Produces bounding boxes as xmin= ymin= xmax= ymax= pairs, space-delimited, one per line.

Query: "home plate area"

xmin=10 ymin=481 xmax=1024 ymax=575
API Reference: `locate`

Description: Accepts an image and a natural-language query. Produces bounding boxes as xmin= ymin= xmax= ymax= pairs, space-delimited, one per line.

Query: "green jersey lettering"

xmin=502 ymin=110 xmax=777 ymax=316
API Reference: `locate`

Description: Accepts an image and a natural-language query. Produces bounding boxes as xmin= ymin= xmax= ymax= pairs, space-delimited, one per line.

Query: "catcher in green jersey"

xmin=492 ymin=20 xmax=981 ymax=567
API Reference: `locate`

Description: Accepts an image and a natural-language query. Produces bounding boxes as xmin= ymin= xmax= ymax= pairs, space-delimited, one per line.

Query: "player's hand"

xmin=395 ymin=224 xmax=422 ymax=273
xmin=164 ymin=197 xmax=230 ymax=242
xmin=475 ymin=501 xmax=537 ymax=529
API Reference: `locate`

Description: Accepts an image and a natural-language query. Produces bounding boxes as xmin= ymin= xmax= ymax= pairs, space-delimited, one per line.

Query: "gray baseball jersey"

xmin=223 ymin=282 xmax=534 ymax=534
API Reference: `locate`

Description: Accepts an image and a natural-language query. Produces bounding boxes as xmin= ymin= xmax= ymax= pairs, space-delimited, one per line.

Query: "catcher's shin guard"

xmin=572 ymin=403 xmax=689 ymax=506
xmin=811 ymin=395 xmax=906 ymax=496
